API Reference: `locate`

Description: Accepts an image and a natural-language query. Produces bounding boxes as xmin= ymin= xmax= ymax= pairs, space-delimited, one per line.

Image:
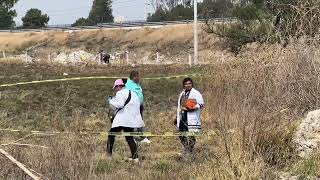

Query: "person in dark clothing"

xmin=97 ymin=50 xmax=110 ymax=64
xmin=102 ymin=53 xmax=111 ymax=64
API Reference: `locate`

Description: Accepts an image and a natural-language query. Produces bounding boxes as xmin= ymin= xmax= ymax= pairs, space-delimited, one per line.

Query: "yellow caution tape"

xmin=0 ymin=73 xmax=204 ymax=88
xmin=0 ymin=128 xmax=215 ymax=138
xmin=100 ymin=131 xmax=206 ymax=138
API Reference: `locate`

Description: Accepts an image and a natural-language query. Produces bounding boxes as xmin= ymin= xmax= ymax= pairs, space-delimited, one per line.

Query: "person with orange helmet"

xmin=176 ymin=77 xmax=204 ymax=155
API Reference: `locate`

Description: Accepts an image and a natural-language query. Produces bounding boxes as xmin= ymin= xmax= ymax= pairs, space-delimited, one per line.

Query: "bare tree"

xmin=155 ymin=0 xmax=192 ymax=10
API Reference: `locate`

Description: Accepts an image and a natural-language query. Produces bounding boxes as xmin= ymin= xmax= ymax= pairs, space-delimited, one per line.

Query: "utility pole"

xmin=145 ymin=0 xmax=148 ymax=21
xmin=193 ymin=0 xmax=198 ymax=65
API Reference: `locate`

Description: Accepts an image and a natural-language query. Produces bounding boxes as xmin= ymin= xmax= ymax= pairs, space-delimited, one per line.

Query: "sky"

xmin=13 ymin=0 xmax=149 ymax=26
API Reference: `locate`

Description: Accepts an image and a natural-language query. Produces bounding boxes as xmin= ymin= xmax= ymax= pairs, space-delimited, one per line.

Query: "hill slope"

xmin=0 ymin=25 xmax=232 ymax=64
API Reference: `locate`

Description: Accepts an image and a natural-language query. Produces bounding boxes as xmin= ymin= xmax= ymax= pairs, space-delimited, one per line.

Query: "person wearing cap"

xmin=176 ymin=77 xmax=204 ymax=155
xmin=106 ymin=79 xmax=145 ymax=163
xmin=125 ymin=71 xmax=151 ymax=144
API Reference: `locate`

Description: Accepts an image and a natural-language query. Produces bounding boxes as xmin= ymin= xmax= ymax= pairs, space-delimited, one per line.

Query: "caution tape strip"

xmin=0 ymin=128 xmax=216 ymax=137
xmin=0 ymin=73 xmax=204 ymax=88
xmin=100 ymin=132 xmax=212 ymax=137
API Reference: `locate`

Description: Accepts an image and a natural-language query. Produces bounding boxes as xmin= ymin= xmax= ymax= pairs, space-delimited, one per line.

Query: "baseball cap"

xmin=112 ymin=79 xmax=125 ymax=89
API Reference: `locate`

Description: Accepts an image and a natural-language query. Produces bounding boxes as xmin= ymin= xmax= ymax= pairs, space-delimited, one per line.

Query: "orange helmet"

xmin=184 ymin=99 xmax=197 ymax=109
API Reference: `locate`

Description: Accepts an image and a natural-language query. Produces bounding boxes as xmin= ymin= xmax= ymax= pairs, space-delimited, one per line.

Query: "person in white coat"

xmin=176 ymin=77 xmax=204 ymax=154
xmin=107 ymin=79 xmax=145 ymax=162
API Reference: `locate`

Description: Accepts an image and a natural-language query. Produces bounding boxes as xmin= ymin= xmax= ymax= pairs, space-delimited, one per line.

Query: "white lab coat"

xmin=176 ymin=88 xmax=204 ymax=132
xmin=109 ymin=89 xmax=145 ymax=128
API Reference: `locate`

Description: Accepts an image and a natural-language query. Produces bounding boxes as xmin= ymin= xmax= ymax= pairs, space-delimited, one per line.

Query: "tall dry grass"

xmin=0 ymin=25 xmax=195 ymax=52
xmin=1 ymin=39 xmax=320 ymax=179
xmin=200 ymin=39 xmax=320 ymax=178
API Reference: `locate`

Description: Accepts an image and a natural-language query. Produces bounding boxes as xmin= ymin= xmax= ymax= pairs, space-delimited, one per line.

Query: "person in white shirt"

xmin=107 ymin=79 xmax=145 ymax=162
xmin=176 ymin=77 xmax=204 ymax=154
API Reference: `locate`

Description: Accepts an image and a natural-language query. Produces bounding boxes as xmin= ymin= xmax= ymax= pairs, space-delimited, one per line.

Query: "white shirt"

xmin=176 ymin=88 xmax=204 ymax=132
xmin=109 ymin=89 xmax=145 ymax=128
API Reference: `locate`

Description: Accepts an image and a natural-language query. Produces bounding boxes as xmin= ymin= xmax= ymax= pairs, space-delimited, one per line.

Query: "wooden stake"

xmin=0 ymin=147 xmax=41 ymax=180
xmin=126 ymin=52 xmax=129 ymax=64
xmin=25 ymin=52 xmax=28 ymax=62
xmin=1 ymin=143 xmax=48 ymax=149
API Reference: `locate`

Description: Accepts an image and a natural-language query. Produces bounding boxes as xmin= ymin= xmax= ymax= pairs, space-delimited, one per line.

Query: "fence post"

xmin=222 ymin=53 xmax=225 ymax=62
xmin=143 ymin=56 xmax=147 ymax=65
xmin=156 ymin=52 xmax=160 ymax=63
xmin=189 ymin=54 xmax=192 ymax=67
xmin=126 ymin=52 xmax=129 ymax=64
xmin=25 ymin=52 xmax=28 ymax=62
xmin=47 ymin=53 xmax=51 ymax=63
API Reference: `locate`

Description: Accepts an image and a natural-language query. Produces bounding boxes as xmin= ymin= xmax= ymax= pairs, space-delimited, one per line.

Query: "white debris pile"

xmin=53 ymin=50 xmax=95 ymax=65
xmin=18 ymin=53 xmax=34 ymax=63
xmin=293 ymin=109 xmax=320 ymax=157
xmin=277 ymin=172 xmax=299 ymax=180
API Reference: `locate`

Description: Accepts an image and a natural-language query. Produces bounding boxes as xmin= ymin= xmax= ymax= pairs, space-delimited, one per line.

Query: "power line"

xmin=16 ymin=0 xmax=148 ymax=22
xmin=113 ymin=3 xmax=142 ymax=12
xmin=113 ymin=0 xmax=140 ymax=5
xmin=113 ymin=0 xmax=140 ymax=3
xmin=45 ymin=6 xmax=89 ymax=13
xmin=49 ymin=10 xmax=87 ymax=17
xmin=46 ymin=0 xmax=142 ymax=17
xmin=33 ymin=0 xmax=139 ymax=15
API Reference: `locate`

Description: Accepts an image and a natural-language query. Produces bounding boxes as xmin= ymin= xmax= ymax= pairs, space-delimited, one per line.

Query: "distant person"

xmin=125 ymin=71 xmax=151 ymax=144
xmin=107 ymin=79 xmax=145 ymax=163
xmin=176 ymin=77 xmax=204 ymax=155
xmin=102 ymin=53 xmax=111 ymax=64
xmin=97 ymin=50 xmax=110 ymax=64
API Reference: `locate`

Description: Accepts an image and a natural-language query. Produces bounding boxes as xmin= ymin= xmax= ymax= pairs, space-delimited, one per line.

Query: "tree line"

xmin=0 ymin=0 xmax=242 ymax=29
xmin=0 ymin=0 xmax=114 ymax=29
xmin=147 ymin=0 xmax=234 ymax=22
xmin=1 ymin=0 xmax=319 ymax=54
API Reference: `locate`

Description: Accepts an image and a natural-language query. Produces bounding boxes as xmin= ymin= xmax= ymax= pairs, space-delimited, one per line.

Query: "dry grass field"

xmin=1 ymin=27 xmax=320 ymax=179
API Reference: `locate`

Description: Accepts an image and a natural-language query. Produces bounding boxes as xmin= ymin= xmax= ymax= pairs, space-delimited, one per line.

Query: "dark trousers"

xmin=107 ymin=126 xmax=138 ymax=159
xmin=140 ymin=105 xmax=144 ymax=118
xmin=179 ymin=111 xmax=196 ymax=153
xmin=103 ymin=57 xmax=110 ymax=64
xmin=179 ymin=136 xmax=196 ymax=153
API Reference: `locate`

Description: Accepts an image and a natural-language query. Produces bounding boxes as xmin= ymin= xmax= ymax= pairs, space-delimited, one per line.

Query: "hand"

xmin=186 ymin=106 xmax=198 ymax=112
xmin=181 ymin=107 xmax=187 ymax=111
xmin=107 ymin=96 xmax=112 ymax=101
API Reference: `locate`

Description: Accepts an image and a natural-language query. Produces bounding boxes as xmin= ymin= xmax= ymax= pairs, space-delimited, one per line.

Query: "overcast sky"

xmin=14 ymin=0 xmax=148 ymax=26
